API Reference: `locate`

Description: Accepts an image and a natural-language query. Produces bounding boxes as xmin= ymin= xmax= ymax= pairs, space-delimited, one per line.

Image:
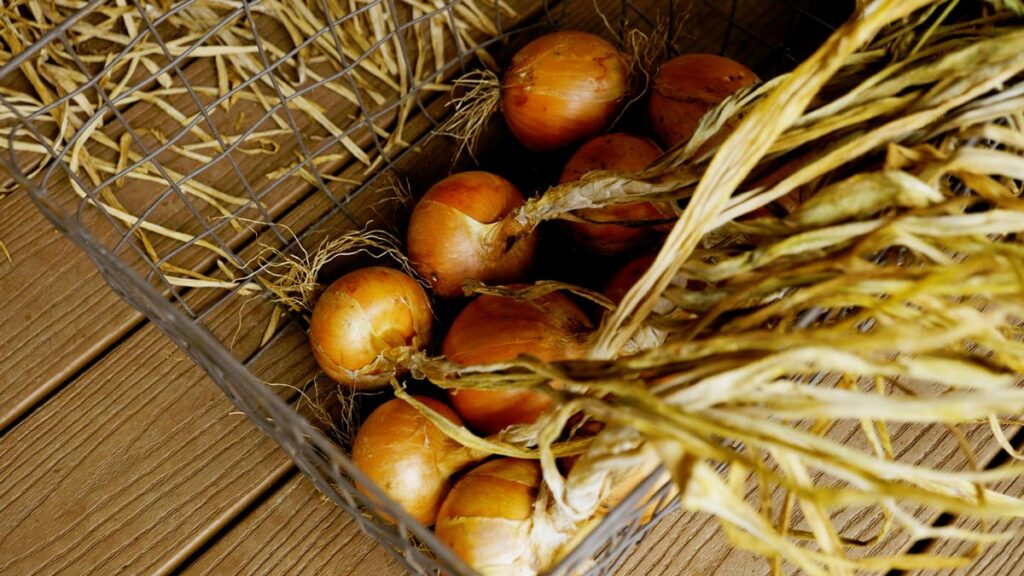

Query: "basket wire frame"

xmin=1 ymin=0 xmax=848 ymax=574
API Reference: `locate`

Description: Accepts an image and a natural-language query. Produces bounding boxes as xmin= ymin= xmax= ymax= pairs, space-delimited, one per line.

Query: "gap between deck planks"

xmin=905 ymin=471 xmax=1024 ymax=576
xmin=178 ymin=472 xmax=405 ymax=576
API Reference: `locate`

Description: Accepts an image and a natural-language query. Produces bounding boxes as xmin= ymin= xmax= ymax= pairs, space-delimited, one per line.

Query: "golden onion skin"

xmin=435 ymin=458 xmax=541 ymax=575
xmin=309 ymin=266 xmax=432 ymax=387
xmin=648 ymin=53 xmax=758 ymax=149
xmin=502 ymin=30 xmax=629 ymax=152
xmin=407 ymin=171 xmax=537 ymax=298
xmin=352 ymin=397 xmax=479 ymax=526
xmin=443 ymin=292 xmax=592 ymax=435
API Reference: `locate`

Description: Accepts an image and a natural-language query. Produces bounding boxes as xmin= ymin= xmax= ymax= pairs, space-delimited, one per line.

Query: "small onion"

xmin=435 ymin=458 xmax=541 ymax=575
xmin=352 ymin=397 xmax=481 ymax=526
xmin=407 ymin=171 xmax=538 ymax=298
xmin=648 ymin=53 xmax=758 ymax=149
xmin=502 ymin=30 xmax=630 ymax=152
xmin=309 ymin=266 xmax=432 ymax=387
xmin=443 ymin=291 xmax=593 ymax=435
xmin=559 ymin=134 xmax=673 ymax=254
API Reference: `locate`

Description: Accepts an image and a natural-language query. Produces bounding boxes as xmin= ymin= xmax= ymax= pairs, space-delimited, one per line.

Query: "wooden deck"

xmin=3 ymin=1 xmax=1024 ymax=575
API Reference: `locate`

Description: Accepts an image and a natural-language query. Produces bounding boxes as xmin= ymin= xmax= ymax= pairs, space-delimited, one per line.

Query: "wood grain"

xmin=0 ymin=303 xmax=315 ymax=575
xmin=0 ymin=193 xmax=139 ymax=431
xmin=906 ymin=473 xmax=1024 ymax=576
xmin=180 ymin=474 xmax=404 ymax=576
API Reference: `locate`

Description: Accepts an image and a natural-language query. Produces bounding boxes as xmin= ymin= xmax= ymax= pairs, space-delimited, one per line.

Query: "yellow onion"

xmin=559 ymin=134 xmax=673 ymax=254
xmin=443 ymin=291 xmax=593 ymax=435
xmin=502 ymin=30 xmax=630 ymax=152
xmin=407 ymin=171 xmax=538 ymax=298
xmin=648 ymin=53 xmax=758 ymax=149
xmin=351 ymin=396 xmax=482 ymax=526
xmin=309 ymin=266 xmax=432 ymax=387
xmin=435 ymin=458 xmax=542 ymax=575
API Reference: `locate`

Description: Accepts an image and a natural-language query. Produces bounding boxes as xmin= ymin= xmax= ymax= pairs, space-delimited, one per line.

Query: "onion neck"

xmin=441 ymin=444 xmax=490 ymax=476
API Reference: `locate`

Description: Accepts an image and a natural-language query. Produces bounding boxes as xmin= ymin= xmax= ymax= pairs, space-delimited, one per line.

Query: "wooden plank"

xmin=180 ymin=474 xmax=404 ymax=576
xmin=0 ymin=194 xmax=139 ymax=432
xmin=0 ymin=302 xmax=315 ymax=575
xmin=906 ymin=474 xmax=1024 ymax=576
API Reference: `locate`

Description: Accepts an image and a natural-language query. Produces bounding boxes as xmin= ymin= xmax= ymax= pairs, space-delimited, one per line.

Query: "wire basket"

xmin=1 ymin=0 xmax=849 ymax=573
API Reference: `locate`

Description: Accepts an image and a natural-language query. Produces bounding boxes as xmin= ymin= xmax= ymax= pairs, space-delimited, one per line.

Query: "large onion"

xmin=442 ymin=292 xmax=593 ymax=435
xmin=559 ymin=134 xmax=673 ymax=254
xmin=351 ymin=396 xmax=482 ymax=526
xmin=502 ymin=30 xmax=630 ymax=152
xmin=407 ymin=171 xmax=538 ymax=298
xmin=309 ymin=266 xmax=432 ymax=387
xmin=435 ymin=458 xmax=541 ymax=575
xmin=648 ymin=53 xmax=758 ymax=149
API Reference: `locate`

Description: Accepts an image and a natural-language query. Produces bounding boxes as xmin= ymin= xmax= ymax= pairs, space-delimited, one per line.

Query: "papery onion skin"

xmin=309 ymin=266 xmax=432 ymax=387
xmin=435 ymin=458 xmax=541 ymax=576
xmin=502 ymin=30 xmax=630 ymax=152
xmin=559 ymin=134 xmax=673 ymax=254
xmin=443 ymin=291 xmax=593 ymax=435
xmin=648 ymin=53 xmax=758 ymax=149
xmin=352 ymin=396 xmax=480 ymax=526
xmin=407 ymin=171 xmax=538 ymax=298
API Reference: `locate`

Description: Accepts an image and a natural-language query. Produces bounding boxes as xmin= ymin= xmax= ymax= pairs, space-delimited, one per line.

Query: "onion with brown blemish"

xmin=648 ymin=53 xmax=758 ymax=149
xmin=502 ymin=30 xmax=630 ymax=152
xmin=407 ymin=171 xmax=538 ymax=298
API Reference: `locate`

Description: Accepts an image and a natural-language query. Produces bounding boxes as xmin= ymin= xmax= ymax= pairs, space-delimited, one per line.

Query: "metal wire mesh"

xmin=1 ymin=0 xmax=849 ymax=573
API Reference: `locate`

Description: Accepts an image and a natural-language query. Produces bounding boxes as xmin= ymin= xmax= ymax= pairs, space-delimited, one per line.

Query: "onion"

xmin=407 ymin=171 xmax=538 ymax=298
xmin=604 ymin=254 xmax=657 ymax=304
xmin=442 ymin=291 xmax=593 ymax=435
xmin=309 ymin=266 xmax=432 ymax=387
xmin=502 ymin=30 xmax=630 ymax=152
xmin=604 ymin=254 xmax=693 ymax=354
xmin=559 ymin=134 xmax=673 ymax=254
xmin=648 ymin=53 xmax=758 ymax=149
xmin=435 ymin=458 xmax=541 ymax=575
xmin=352 ymin=396 xmax=481 ymax=526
